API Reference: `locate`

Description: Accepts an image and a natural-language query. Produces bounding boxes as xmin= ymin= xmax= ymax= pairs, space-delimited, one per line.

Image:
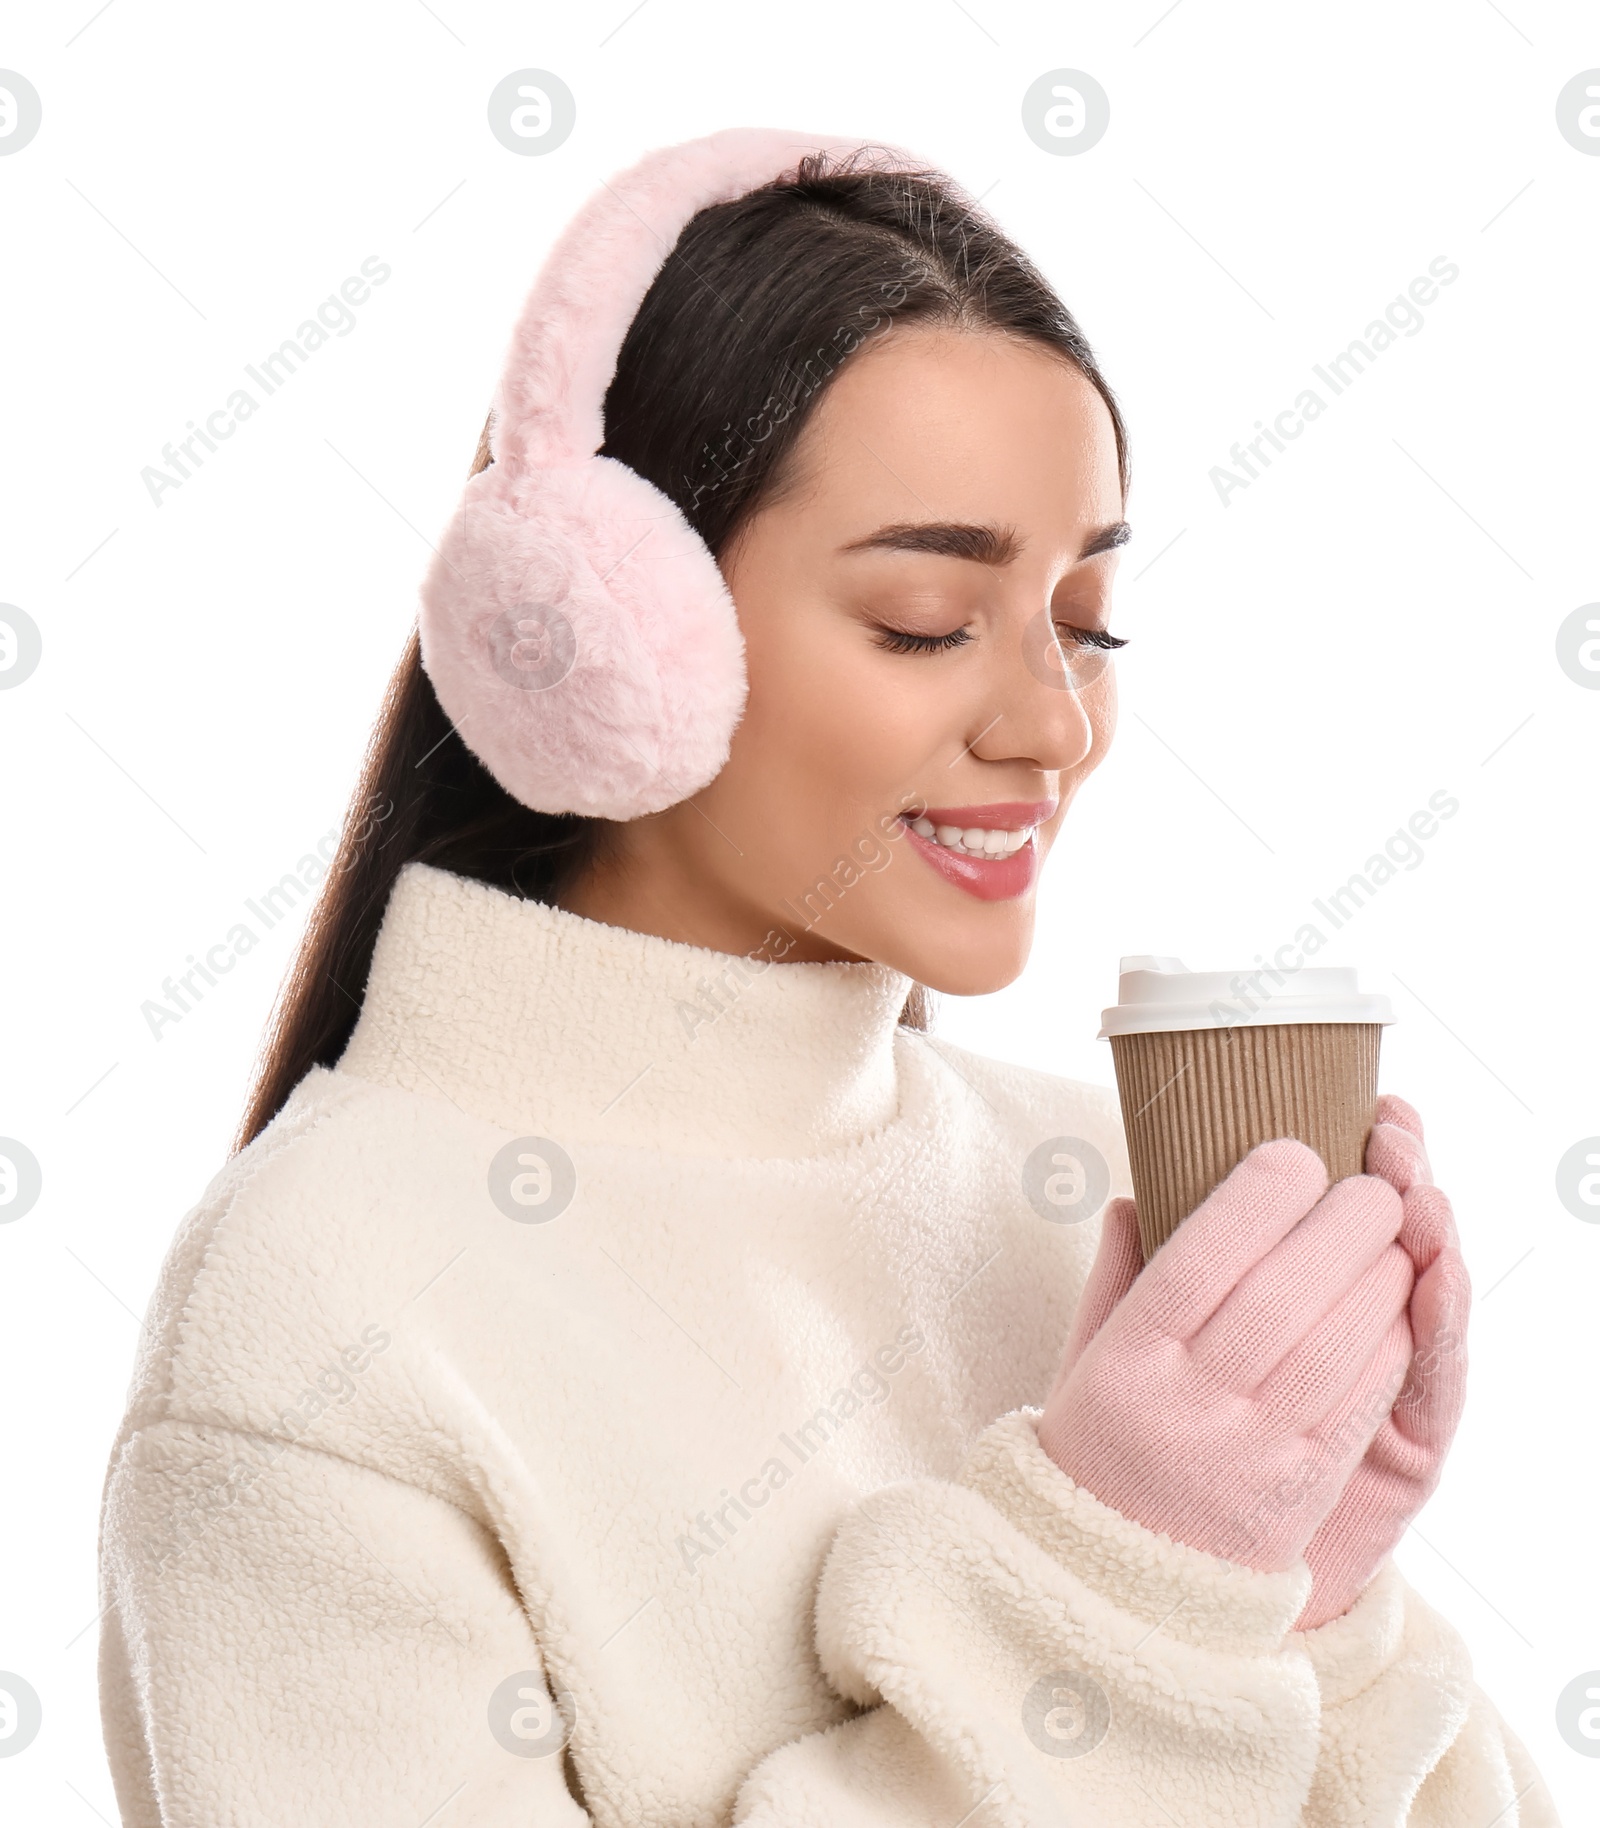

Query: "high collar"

xmin=337 ymin=862 xmax=913 ymax=1159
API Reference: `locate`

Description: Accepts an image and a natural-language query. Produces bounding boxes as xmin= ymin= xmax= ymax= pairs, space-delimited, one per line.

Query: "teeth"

xmin=909 ymin=816 xmax=1031 ymax=857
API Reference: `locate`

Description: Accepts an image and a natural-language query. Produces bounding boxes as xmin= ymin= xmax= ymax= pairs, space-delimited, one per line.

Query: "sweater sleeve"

xmin=102 ymin=1409 xmax=1559 ymax=1828
xmin=99 ymin=1418 xmax=590 ymax=1828
xmin=1293 ymin=1556 xmax=1563 ymax=1826
xmin=732 ymin=1410 xmax=1561 ymax=1828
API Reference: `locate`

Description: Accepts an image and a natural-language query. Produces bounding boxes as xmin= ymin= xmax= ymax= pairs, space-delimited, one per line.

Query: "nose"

xmin=964 ymin=609 xmax=1107 ymax=773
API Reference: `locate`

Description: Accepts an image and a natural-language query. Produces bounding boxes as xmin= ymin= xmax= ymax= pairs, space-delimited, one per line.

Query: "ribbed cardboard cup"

xmin=1109 ymin=1023 xmax=1382 ymax=1261
xmin=1100 ymin=958 xmax=1394 ymax=1263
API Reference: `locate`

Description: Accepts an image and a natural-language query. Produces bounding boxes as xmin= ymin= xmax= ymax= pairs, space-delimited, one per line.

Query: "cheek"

xmin=1090 ymin=665 xmax=1118 ymax=754
xmin=741 ymin=621 xmax=948 ymax=800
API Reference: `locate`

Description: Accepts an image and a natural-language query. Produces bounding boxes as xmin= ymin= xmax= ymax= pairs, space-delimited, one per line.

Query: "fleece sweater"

xmin=97 ymin=860 xmax=1560 ymax=1826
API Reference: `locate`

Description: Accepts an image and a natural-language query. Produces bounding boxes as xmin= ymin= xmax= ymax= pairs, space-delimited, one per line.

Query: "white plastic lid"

xmin=1098 ymin=954 xmax=1395 ymax=1037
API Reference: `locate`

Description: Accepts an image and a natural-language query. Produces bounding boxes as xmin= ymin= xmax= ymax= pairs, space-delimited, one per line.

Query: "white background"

xmin=2 ymin=0 xmax=1597 ymax=1819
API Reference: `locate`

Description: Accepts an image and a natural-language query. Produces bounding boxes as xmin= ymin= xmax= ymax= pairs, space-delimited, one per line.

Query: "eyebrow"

xmin=837 ymin=519 xmax=1131 ymax=565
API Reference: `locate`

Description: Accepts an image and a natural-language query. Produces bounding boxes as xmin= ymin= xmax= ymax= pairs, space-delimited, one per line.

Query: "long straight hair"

xmin=235 ymin=146 xmax=1130 ymax=1150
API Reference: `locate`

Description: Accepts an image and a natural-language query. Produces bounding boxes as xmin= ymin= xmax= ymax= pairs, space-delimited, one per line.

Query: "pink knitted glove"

xmin=1290 ymin=1094 xmax=1470 ymax=1630
xmin=1037 ymin=1139 xmax=1415 ymax=1572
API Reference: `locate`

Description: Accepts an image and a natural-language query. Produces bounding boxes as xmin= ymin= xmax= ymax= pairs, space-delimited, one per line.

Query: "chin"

xmin=916 ymin=953 xmax=1031 ymax=997
xmin=883 ymin=914 xmax=1036 ymax=998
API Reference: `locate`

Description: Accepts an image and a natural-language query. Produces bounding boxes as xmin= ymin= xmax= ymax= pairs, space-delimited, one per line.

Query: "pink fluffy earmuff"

xmin=418 ymin=125 xmax=927 ymax=820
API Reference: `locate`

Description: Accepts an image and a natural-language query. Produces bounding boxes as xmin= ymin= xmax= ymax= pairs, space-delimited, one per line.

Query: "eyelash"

xmin=876 ymin=627 xmax=973 ymax=655
xmin=874 ymin=624 xmax=1131 ymax=656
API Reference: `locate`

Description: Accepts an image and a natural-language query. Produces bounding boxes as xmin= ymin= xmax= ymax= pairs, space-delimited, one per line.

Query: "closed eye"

xmin=874 ymin=623 xmax=1129 ymax=656
xmin=1063 ymin=625 xmax=1129 ymax=651
xmin=873 ymin=625 xmax=974 ymax=655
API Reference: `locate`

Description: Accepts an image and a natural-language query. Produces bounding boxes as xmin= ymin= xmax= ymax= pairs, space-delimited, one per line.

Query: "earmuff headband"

xmin=417 ymin=126 xmax=927 ymax=820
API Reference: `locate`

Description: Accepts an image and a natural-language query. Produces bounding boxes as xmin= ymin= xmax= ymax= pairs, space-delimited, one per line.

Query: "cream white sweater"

xmin=98 ymin=861 xmax=1559 ymax=1826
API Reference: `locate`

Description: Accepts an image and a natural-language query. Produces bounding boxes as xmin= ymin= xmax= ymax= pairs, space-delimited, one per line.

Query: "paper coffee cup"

xmin=1099 ymin=956 xmax=1395 ymax=1261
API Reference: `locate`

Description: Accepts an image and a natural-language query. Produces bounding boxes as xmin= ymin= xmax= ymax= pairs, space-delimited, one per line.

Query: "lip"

xmin=897 ymin=798 xmax=1057 ymax=903
xmin=913 ymin=800 xmax=1058 ymax=827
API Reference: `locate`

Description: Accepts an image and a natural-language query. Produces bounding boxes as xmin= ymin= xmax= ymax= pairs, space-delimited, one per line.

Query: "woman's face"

xmin=561 ymin=324 xmax=1127 ymax=995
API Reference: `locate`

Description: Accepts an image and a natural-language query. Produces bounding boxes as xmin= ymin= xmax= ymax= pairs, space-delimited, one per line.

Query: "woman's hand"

xmin=1036 ymin=1138 xmax=1415 ymax=1573
xmin=1290 ymin=1095 xmax=1470 ymax=1630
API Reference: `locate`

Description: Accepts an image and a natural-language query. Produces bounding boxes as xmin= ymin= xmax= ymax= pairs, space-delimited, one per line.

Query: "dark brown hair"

xmin=235 ymin=146 xmax=1130 ymax=1150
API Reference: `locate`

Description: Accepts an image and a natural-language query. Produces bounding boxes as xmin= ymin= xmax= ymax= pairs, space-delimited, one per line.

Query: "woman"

xmin=97 ymin=128 xmax=1558 ymax=1825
